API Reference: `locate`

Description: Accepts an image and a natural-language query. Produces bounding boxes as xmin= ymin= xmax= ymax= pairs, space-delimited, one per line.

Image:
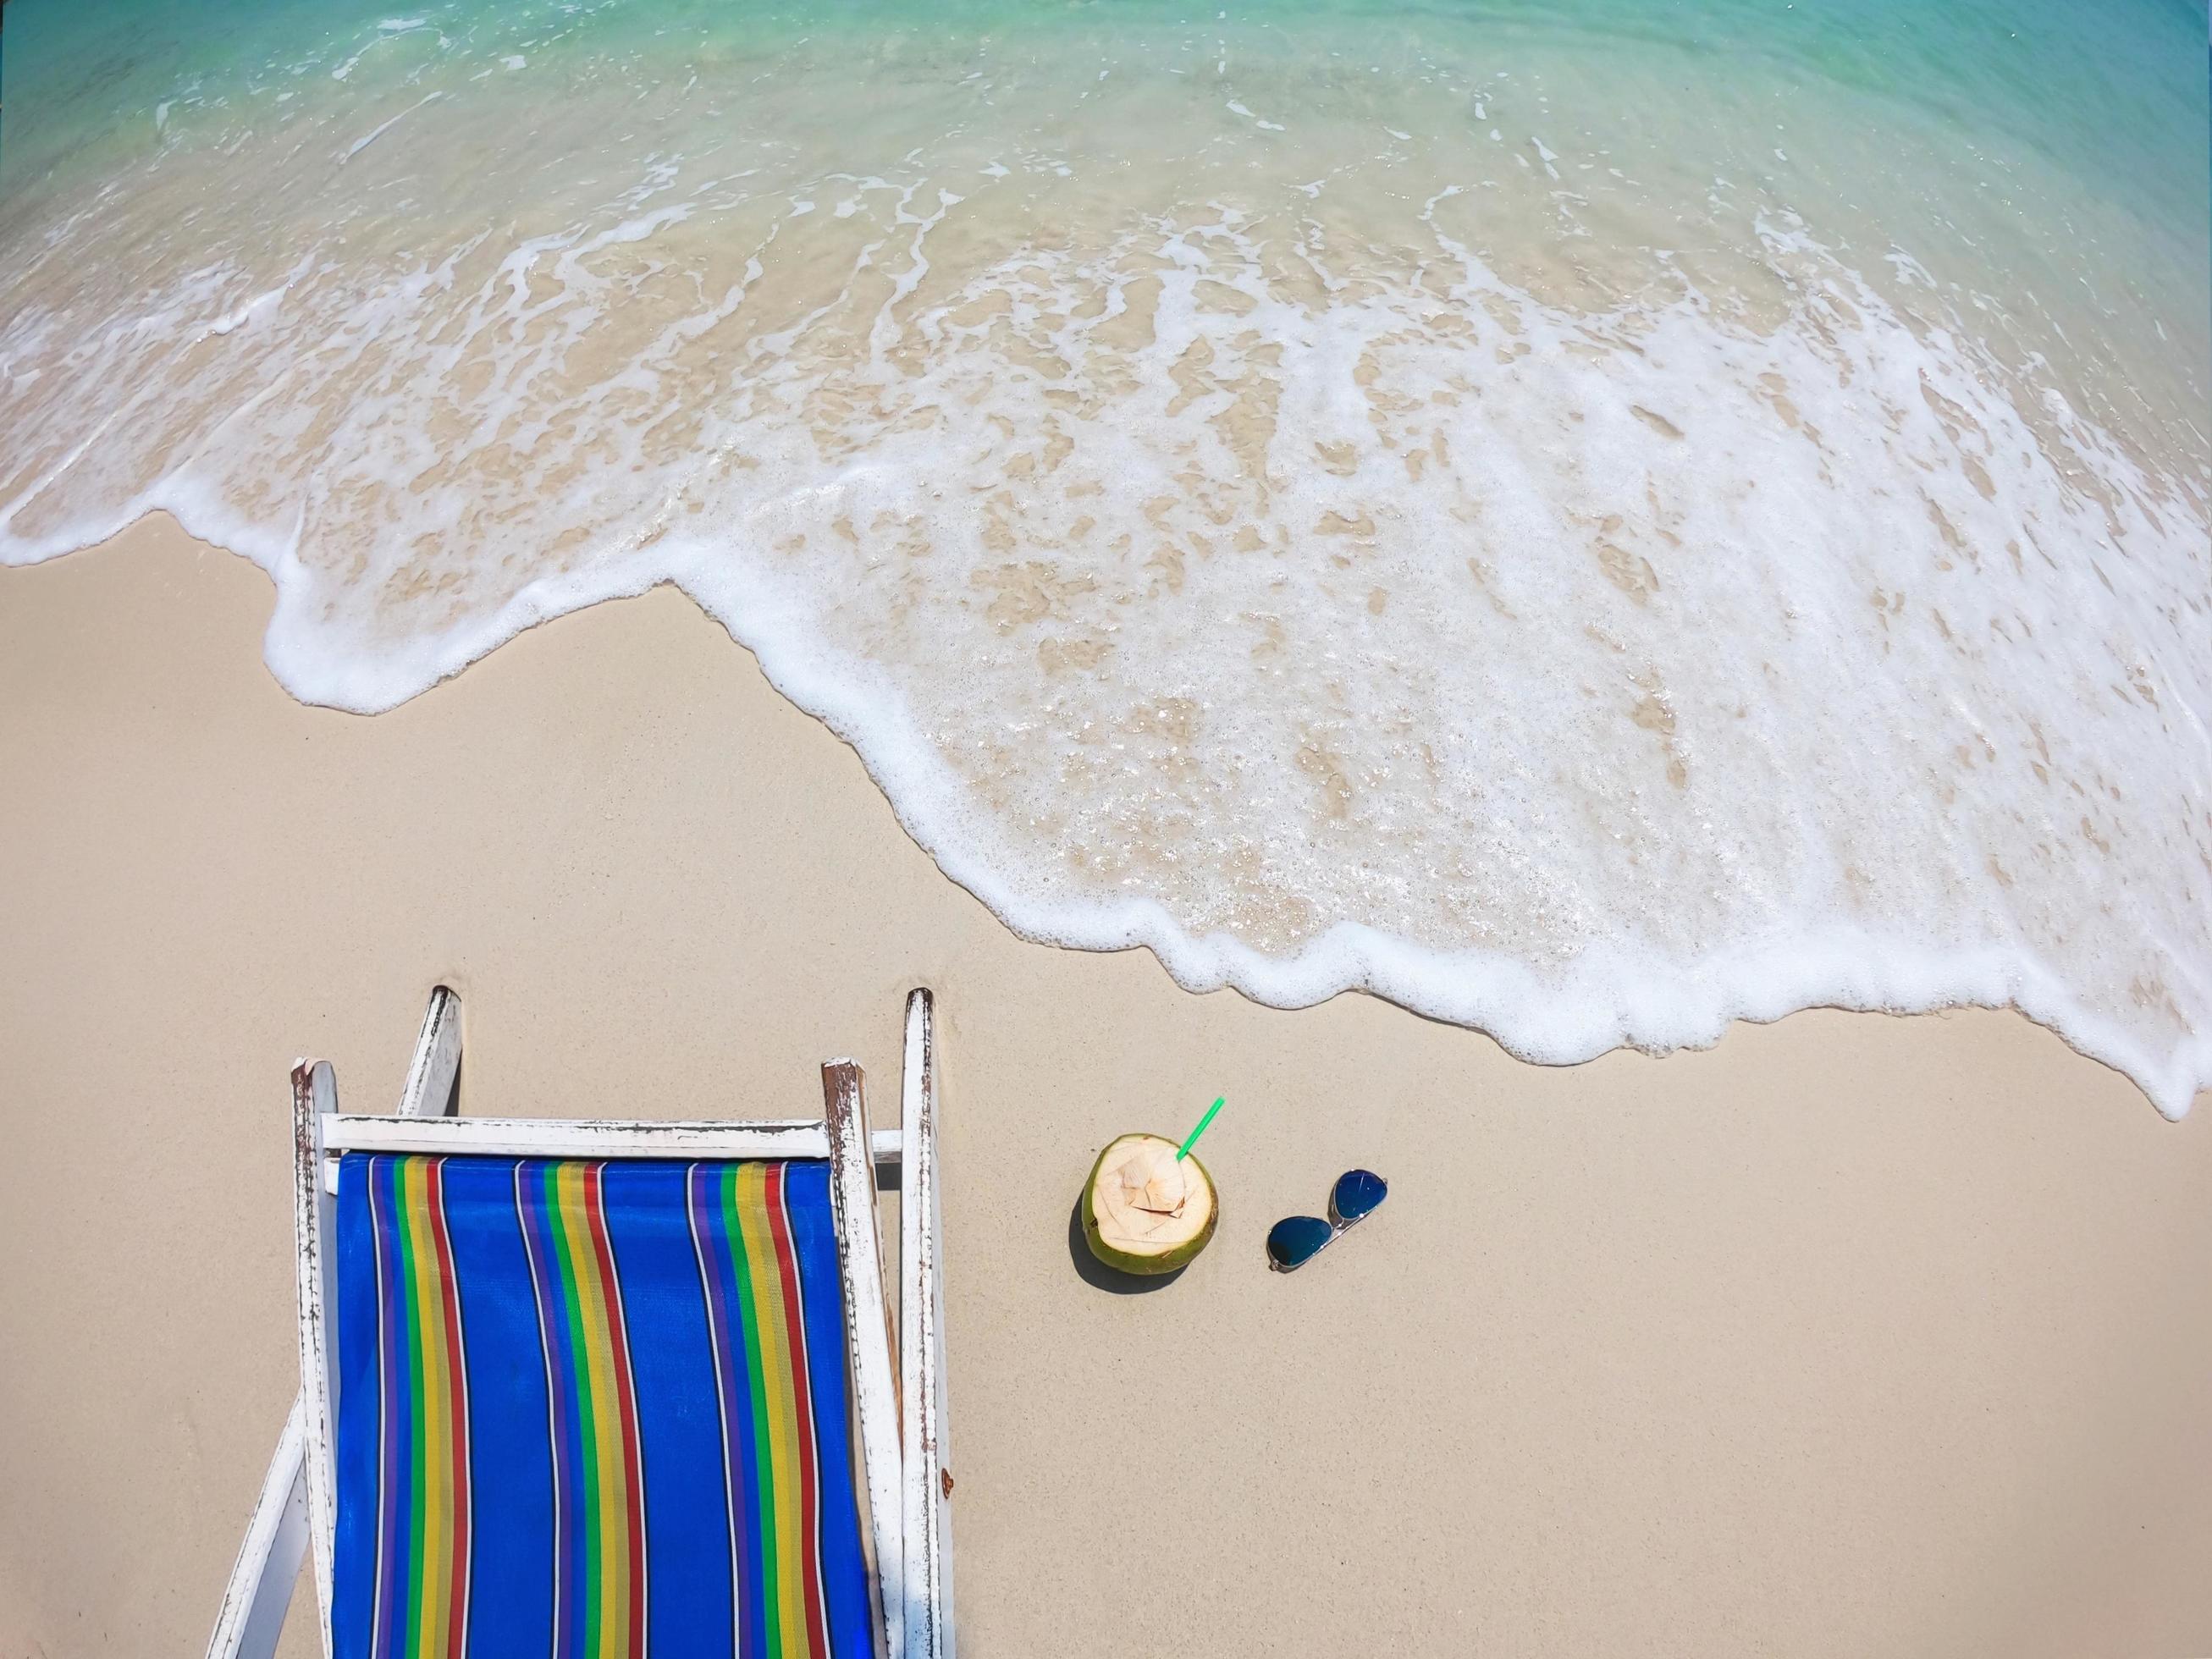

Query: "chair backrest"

xmin=287 ymin=992 xmax=951 ymax=1659
xmin=213 ymin=989 xmax=947 ymax=1659
xmin=327 ymin=1151 xmax=874 ymax=1658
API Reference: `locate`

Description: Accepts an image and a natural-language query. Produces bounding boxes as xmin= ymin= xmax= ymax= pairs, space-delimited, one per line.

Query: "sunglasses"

xmin=1266 ymin=1169 xmax=1388 ymax=1271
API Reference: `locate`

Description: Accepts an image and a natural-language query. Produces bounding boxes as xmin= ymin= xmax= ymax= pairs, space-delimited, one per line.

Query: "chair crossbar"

xmin=322 ymin=1113 xmax=905 ymax=1163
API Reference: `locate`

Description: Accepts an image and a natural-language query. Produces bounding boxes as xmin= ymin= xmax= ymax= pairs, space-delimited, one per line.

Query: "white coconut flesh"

xmin=1089 ymin=1134 xmax=1214 ymax=1261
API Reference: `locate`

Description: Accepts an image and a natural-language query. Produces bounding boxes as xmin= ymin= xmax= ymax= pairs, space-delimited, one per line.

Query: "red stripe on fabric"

xmin=425 ymin=1160 xmax=472 ymax=1658
xmin=582 ymin=1164 xmax=649 ymax=1656
xmin=765 ymin=1164 xmax=832 ymax=1656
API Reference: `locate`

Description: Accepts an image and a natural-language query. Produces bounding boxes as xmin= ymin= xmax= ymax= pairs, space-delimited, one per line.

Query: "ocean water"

xmin=3 ymin=0 xmax=2208 ymax=1110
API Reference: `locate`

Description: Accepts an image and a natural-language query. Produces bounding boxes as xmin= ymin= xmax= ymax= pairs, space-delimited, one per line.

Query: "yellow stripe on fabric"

xmin=401 ymin=1160 xmax=454 ymax=1659
xmin=554 ymin=1162 xmax=633 ymax=1659
xmin=587 ymin=1167 xmax=635 ymax=1659
xmin=735 ymin=1164 xmax=812 ymax=1653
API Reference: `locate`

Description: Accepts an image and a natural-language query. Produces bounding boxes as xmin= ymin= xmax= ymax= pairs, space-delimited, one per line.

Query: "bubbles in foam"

xmin=3 ymin=1 xmax=2208 ymax=1112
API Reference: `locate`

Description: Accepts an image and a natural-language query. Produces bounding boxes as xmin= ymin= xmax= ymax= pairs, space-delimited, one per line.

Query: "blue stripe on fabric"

xmin=785 ymin=1160 xmax=878 ymax=1659
xmin=690 ymin=1163 xmax=753 ymax=1659
xmin=516 ymin=1161 xmax=584 ymax=1659
xmin=600 ymin=1160 xmax=734 ymax=1652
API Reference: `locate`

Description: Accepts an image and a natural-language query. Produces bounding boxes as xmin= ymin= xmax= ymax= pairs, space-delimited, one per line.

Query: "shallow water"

xmin=3 ymin=0 xmax=2208 ymax=1110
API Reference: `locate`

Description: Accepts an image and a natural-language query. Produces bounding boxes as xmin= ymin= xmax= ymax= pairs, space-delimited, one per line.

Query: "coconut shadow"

xmin=1066 ymin=1194 xmax=1188 ymax=1294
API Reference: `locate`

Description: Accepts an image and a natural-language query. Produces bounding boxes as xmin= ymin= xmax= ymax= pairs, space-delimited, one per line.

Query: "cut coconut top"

xmin=1089 ymin=1133 xmax=1215 ymax=1261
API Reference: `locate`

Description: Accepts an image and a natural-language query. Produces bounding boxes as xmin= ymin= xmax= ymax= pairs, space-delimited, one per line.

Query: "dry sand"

xmin=3 ymin=514 xmax=2209 ymax=1657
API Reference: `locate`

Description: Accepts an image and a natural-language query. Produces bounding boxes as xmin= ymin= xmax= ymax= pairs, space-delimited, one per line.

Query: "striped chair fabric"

xmin=329 ymin=1153 xmax=877 ymax=1658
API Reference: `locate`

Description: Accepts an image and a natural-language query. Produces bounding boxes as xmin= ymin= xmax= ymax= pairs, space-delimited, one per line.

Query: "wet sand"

xmin=3 ymin=514 xmax=2209 ymax=1656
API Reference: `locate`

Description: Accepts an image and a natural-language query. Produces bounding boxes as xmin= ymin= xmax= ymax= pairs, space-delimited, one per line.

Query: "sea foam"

xmin=3 ymin=3 xmax=2207 ymax=1111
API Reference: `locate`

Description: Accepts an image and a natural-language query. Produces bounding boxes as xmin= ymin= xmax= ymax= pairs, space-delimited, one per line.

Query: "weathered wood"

xmin=203 ymin=1397 xmax=309 ymax=1659
xmin=323 ymin=1114 xmax=902 ymax=1162
xmin=211 ymin=987 xmax=466 ymax=1659
xmin=292 ymin=1060 xmax=339 ymax=1659
xmin=224 ymin=987 xmax=952 ymax=1659
xmin=395 ymin=984 xmax=461 ymax=1119
xmin=825 ymin=1059 xmax=906 ymax=1659
xmin=899 ymin=989 xmax=956 ymax=1659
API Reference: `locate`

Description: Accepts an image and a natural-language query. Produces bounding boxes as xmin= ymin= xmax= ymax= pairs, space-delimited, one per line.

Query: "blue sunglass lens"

xmin=1266 ymin=1215 xmax=1335 ymax=1271
xmin=1331 ymin=1169 xmax=1387 ymax=1225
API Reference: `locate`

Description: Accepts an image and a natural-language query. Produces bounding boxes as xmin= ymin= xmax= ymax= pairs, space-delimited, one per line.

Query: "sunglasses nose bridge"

xmin=1271 ymin=1174 xmax=1387 ymax=1270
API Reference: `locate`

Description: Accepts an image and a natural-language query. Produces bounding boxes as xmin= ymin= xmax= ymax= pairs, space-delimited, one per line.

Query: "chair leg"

xmin=293 ymin=1060 xmax=339 ymax=1658
xmin=204 ymin=1399 xmax=309 ymax=1659
xmin=209 ymin=989 xmax=461 ymax=1657
xmin=397 ymin=985 xmax=463 ymax=1120
xmin=825 ymin=1057 xmax=907 ymax=1659
xmin=900 ymin=989 xmax=955 ymax=1659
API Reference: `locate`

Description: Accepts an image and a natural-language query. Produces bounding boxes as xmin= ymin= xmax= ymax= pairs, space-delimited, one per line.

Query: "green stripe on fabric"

xmin=547 ymin=1165 xmax=604 ymax=1659
xmin=397 ymin=1161 xmax=431 ymax=1657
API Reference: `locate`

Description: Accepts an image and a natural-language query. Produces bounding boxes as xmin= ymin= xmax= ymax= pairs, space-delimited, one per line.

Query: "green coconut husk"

xmin=1082 ymin=1132 xmax=1218 ymax=1276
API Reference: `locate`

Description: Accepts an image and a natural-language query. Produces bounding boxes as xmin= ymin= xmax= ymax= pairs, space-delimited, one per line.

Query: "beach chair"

xmin=207 ymin=986 xmax=953 ymax=1659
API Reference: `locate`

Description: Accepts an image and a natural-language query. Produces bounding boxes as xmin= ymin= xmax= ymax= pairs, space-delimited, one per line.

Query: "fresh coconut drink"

xmin=1082 ymin=1132 xmax=1218 ymax=1276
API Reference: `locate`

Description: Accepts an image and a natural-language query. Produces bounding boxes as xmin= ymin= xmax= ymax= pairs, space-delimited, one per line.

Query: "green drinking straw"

xmin=1176 ymin=1096 xmax=1226 ymax=1161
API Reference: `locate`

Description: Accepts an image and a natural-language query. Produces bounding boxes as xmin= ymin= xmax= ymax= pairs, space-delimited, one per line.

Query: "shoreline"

xmin=4 ymin=514 xmax=2210 ymax=1655
xmin=12 ymin=507 xmax=2205 ymax=1121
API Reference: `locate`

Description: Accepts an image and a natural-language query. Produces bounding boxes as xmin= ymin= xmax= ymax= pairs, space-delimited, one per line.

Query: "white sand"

xmin=3 ymin=515 xmax=2209 ymax=1656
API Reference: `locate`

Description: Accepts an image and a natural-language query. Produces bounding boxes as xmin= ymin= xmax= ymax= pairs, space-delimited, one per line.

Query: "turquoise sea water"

xmin=3 ymin=0 xmax=2209 ymax=1107
xmin=8 ymin=0 xmax=2204 ymax=221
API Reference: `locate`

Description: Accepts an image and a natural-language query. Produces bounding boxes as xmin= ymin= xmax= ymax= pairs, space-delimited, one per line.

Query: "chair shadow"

xmin=1066 ymin=1194 xmax=1187 ymax=1294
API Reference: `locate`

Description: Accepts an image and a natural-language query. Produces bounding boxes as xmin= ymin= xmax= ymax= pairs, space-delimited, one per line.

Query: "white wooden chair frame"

xmin=207 ymin=986 xmax=953 ymax=1659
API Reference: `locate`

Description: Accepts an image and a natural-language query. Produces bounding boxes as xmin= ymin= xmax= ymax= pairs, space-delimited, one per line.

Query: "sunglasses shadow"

xmin=1066 ymin=1194 xmax=1189 ymax=1295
